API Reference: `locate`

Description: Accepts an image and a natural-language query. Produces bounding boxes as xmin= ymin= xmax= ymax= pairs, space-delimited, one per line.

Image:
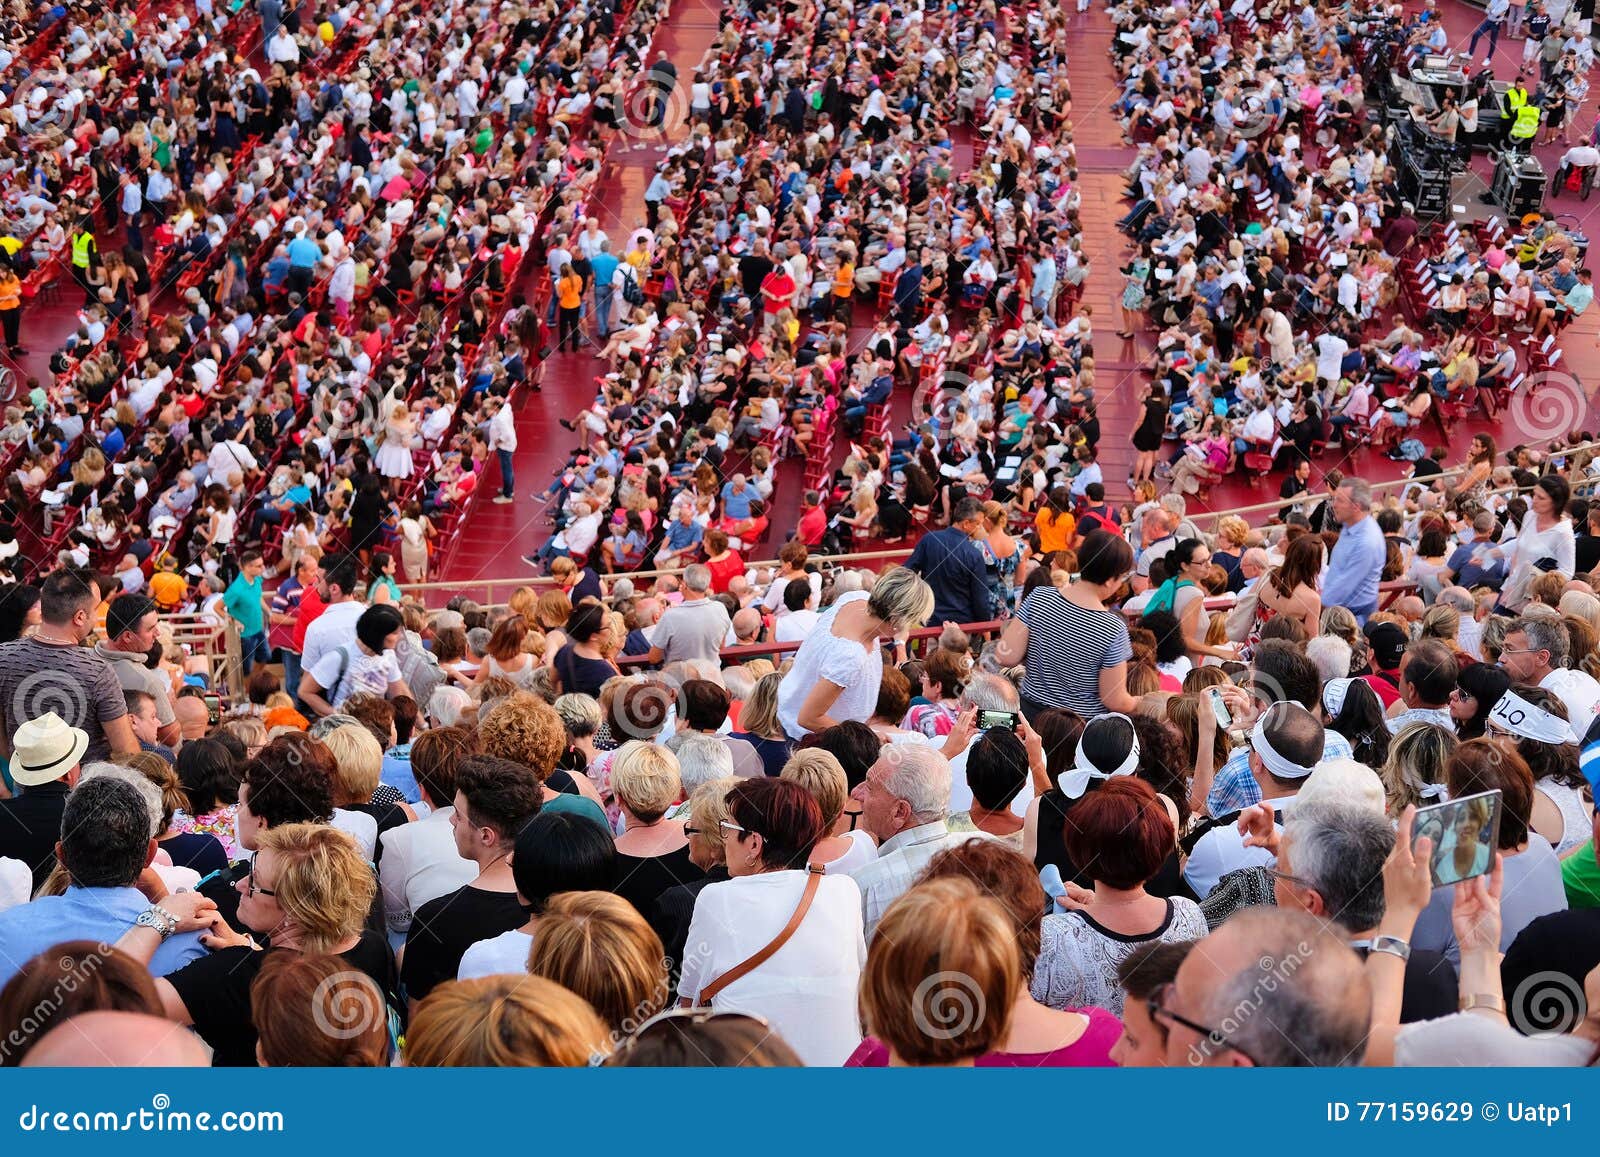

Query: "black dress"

xmin=166 ymin=930 xmax=397 ymax=1066
xmin=613 ymin=845 xmax=705 ymax=919
xmin=1133 ymin=395 xmax=1167 ymax=453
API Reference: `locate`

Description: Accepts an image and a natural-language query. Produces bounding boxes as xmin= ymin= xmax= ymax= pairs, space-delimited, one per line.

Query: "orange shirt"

xmin=833 ymin=263 xmax=855 ymax=298
xmin=0 ymin=273 xmax=19 ymax=312
xmin=1035 ymin=508 xmax=1076 ymax=554
xmin=557 ymin=274 xmax=583 ymax=310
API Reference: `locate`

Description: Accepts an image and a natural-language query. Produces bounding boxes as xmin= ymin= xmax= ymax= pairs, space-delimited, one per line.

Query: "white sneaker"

xmin=492 ymin=495 xmax=514 ymax=504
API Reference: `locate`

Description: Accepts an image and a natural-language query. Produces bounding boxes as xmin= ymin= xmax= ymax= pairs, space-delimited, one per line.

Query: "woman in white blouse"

xmin=678 ymin=778 xmax=866 ymax=1066
xmin=1496 ymin=474 xmax=1576 ymax=611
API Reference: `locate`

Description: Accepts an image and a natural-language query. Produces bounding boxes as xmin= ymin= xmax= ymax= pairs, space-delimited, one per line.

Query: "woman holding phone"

xmin=1408 ymin=740 xmax=1566 ymax=964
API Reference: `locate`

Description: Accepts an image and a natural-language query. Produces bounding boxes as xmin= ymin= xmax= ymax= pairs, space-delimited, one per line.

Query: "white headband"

xmin=1487 ymin=691 xmax=1578 ymax=746
xmin=1322 ymin=677 xmax=1353 ymax=719
xmin=1061 ymin=713 xmax=1140 ymax=800
xmin=1249 ymin=708 xmax=1319 ymax=781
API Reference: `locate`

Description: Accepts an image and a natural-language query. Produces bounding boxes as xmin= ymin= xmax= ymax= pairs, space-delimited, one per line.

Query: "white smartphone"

xmin=1207 ymin=687 xmax=1233 ymax=730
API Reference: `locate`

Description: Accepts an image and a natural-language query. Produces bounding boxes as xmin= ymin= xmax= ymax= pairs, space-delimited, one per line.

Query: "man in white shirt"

xmin=299 ymin=560 xmax=365 ymax=680
xmin=848 ymin=745 xmax=981 ymax=937
xmin=1184 ymin=702 xmax=1324 ymax=898
xmin=1501 ymin=617 xmax=1600 ymax=729
xmin=484 ymin=395 xmax=517 ymax=504
xmin=206 ymin=437 xmax=258 ymax=486
xmin=379 ymin=733 xmax=476 ymax=943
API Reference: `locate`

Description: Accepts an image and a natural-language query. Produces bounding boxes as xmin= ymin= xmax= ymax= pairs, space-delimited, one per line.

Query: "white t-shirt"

xmin=308 ymin=645 xmax=402 ymax=708
xmin=0 ymin=856 xmax=30 ymax=915
xmin=774 ymin=608 xmax=820 ymax=643
xmin=458 ymin=928 xmax=534 ymax=980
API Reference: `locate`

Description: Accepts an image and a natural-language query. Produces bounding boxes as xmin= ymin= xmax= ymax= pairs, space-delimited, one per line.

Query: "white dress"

xmin=678 ymin=871 xmax=867 ymax=1066
xmin=375 ymin=420 xmax=415 ymax=479
xmin=775 ymin=590 xmax=882 ymax=740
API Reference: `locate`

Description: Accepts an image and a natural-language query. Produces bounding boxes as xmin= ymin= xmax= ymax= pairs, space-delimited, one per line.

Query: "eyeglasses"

xmin=1263 ymin=866 xmax=1312 ymax=891
xmin=244 ymin=859 xmax=275 ymax=898
xmin=718 ymin=820 xmax=749 ymax=836
xmin=682 ymin=825 xmax=703 ymax=836
xmin=1147 ymin=983 xmax=1260 ymax=1066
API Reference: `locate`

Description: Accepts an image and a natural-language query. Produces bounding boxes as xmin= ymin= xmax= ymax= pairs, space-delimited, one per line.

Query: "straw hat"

xmin=11 ymin=711 xmax=89 ymax=786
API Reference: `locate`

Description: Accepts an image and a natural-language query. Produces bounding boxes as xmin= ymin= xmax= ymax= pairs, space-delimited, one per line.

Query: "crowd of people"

xmin=0 ymin=0 xmax=1598 ymax=1072
xmin=0 ymin=439 xmax=1598 ymax=1066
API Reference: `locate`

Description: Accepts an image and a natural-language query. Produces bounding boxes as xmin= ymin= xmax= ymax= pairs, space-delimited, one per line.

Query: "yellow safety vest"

xmin=1506 ymin=85 xmax=1528 ymax=112
xmin=1510 ymin=104 xmax=1540 ymax=140
xmin=71 ymin=231 xmax=95 ymax=269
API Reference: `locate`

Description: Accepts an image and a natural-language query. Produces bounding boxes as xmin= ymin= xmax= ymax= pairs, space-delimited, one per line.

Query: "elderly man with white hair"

xmin=428 ymin=685 xmax=472 ymax=727
xmin=665 ymin=734 xmax=736 ymax=817
xmin=648 ymin=564 xmax=731 ymax=666
xmin=1305 ymin=635 xmax=1352 ymax=684
xmin=847 ymin=744 xmax=978 ymax=936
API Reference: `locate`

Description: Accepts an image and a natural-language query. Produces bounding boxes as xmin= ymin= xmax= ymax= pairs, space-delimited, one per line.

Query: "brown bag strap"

xmin=699 ymin=864 xmax=825 ymax=1004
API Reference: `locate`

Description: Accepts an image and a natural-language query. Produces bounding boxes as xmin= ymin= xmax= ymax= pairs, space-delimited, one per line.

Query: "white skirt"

xmin=374 ymin=441 xmax=414 ymax=478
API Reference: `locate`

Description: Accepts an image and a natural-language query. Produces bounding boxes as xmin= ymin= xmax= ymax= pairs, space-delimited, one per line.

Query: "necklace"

xmin=30 ymin=629 xmax=79 ymax=646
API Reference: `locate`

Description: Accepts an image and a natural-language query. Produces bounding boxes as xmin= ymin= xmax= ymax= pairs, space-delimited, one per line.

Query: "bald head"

xmin=1168 ymin=908 xmax=1369 ymax=1067
xmin=173 ymin=696 xmax=209 ymax=740
xmin=22 ymin=1012 xmax=212 ymax=1067
xmin=731 ymin=607 xmax=763 ymax=644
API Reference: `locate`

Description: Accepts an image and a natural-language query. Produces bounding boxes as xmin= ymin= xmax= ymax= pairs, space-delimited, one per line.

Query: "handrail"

xmin=405 ymin=440 xmax=1600 ymax=604
xmin=613 ymin=619 xmax=1010 ymax=667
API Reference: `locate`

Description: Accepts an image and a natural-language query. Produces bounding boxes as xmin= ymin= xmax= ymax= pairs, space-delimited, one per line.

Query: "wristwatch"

xmin=1368 ymin=934 xmax=1411 ymax=962
xmin=1460 ymin=992 xmax=1506 ymax=1015
xmin=134 ymin=905 xmax=179 ymax=941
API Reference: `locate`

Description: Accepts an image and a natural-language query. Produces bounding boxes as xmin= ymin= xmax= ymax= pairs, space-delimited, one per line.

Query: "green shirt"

xmin=1561 ymin=841 xmax=1600 ymax=909
xmin=223 ymin=574 xmax=265 ymax=637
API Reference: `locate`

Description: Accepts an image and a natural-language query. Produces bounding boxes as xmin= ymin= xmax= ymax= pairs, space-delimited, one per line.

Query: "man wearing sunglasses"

xmin=1151 ymin=907 xmax=1372 ymax=1066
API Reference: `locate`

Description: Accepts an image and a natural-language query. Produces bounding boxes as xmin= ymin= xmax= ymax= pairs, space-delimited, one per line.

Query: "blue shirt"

xmin=1322 ymin=515 xmax=1385 ymax=619
xmin=0 ymin=885 xmax=207 ymax=988
xmin=287 ymin=235 xmax=322 ymax=269
xmin=589 ymin=251 xmax=619 ymax=288
xmin=381 ymin=742 xmax=419 ymax=804
xmin=1205 ymin=731 xmax=1356 ymax=816
xmin=720 ymin=483 xmax=754 ymax=520
xmin=665 ymin=519 xmax=703 ymax=552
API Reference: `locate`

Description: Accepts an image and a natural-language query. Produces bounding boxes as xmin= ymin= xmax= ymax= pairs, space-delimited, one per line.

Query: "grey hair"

xmin=1282 ymin=801 xmax=1394 ymax=933
xmin=682 ymin=564 xmax=713 ymax=593
xmin=878 ymin=744 xmax=952 ymax=822
xmin=308 ymin=713 xmax=362 ymax=741
xmin=1159 ymin=493 xmax=1187 ymax=517
xmin=1339 ymin=476 xmax=1373 ymax=509
xmin=1304 ymin=637 xmax=1352 ymax=685
xmin=78 ymin=763 xmax=163 ymax=839
xmin=428 ymin=685 xmax=473 ymax=727
xmin=1515 ymin=615 xmax=1569 ymax=667
xmin=672 ymin=732 xmax=735 ymax=793
xmin=1197 ymin=908 xmax=1372 ymax=1067
xmin=1436 ymin=586 xmax=1475 ymax=614
xmin=553 ymin=693 xmax=602 ymax=737
xmin=959 ymin=671 xmax=1021 ymax=713
xmin=722 ymin=666 xmax=757 ymax=701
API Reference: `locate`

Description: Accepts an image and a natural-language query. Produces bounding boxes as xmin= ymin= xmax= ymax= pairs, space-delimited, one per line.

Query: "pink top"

xmin=845 ymin=1006 xmax=1123 ymax=1067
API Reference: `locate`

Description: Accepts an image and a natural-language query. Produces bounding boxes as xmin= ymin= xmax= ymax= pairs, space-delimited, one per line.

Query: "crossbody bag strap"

xmin=699 ymin=864 xmax=825 ymax=1005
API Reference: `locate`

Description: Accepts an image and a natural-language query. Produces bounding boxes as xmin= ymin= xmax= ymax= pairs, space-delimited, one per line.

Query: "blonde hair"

xmin=864 ymin=565 xmax=936 ymax=631
xmin=736 ymin=672 xmax=783 ymax=739
xmin=526 ymin=892 xmax=668 ymax=1034
xmin=255 ymin=824 xmax=376 ymax=953
xmin=218 ymin=716 xmax=268 ymax=753
xmin=406 ymin=975 xmax=609 ymax=1067
xmin=687 ymin=777 xmax=737 ymax=862
xmin=320 ymin=723 xmax=383 ymax=805
xmin=780 ymin=748 xmax=849 ymax=828
xmin=1216 ymin=515 xmax=1250 ymax=548
xmin=535 ymin=590 xmax=573 ymax=629
xmin=861 ymin=878 xmax=1020 ymax=1065
xmin=610 ymin=741 xmax=682 ymax=822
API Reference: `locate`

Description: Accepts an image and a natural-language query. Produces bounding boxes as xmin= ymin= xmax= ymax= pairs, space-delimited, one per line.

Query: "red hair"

xmin=1060 ymin=777 xmax=1174 ymax=889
